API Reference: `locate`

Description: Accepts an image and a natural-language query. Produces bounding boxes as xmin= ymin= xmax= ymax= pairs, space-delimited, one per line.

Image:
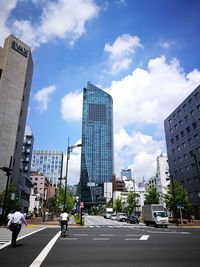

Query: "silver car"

xmin=117 ymin=213 xmax=127 ymax=222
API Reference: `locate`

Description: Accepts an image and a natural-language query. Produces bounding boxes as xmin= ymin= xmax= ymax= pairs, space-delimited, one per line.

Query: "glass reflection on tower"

xmin=80 ymin=82 xmax=113 ymax=205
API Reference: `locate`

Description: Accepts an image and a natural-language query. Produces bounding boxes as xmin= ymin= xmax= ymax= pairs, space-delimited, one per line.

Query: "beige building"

xmin=0 ymin=35 xmax=33 ymax=210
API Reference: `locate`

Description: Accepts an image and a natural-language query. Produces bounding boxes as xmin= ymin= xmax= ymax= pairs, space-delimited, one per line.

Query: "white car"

xmin=117 ymin=213 xmax=127 ymax=222
xmin=110 ymin=213 xmax=117 ymax=220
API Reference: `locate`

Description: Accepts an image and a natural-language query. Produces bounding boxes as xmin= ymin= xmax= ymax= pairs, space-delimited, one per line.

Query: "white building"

xmin=147 ymin=154 xmax=170 ymax=206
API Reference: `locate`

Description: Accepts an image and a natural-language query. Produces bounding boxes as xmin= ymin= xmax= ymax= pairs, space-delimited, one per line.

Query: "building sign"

xmin=11 ymin=40 xmax=28 ymax=58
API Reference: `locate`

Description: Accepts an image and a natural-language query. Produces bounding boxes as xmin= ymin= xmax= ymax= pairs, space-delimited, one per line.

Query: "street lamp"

xmin=63 ymin=138 xmax=82 ymax=210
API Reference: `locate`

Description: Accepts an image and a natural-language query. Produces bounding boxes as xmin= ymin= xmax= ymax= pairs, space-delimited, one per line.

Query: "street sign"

xmin=87 ymin=182 xmax=95 ymax=187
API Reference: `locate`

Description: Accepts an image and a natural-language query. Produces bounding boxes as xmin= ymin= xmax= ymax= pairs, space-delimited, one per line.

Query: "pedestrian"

xmin=60 ymin=210 xmax=69 ymax=237
xmin=7 ymin=207 xmax=27 ymax=248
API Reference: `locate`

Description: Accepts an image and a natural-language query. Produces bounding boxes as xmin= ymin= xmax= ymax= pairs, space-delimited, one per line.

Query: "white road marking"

xmin=73 ymin=234 xmax=88 ymax=236
xmin=140 ymin=235 xmax=149 ymax=240
xmin=29 ymin=230 xmax=60 ymax=267
xmin=100 ymin=234 xmax=114 ymax=236
xmin=93 ymin=238 xmax=110 ymax=241
xmin=147 ymin=231 xmax=190 ymax=234
xmin=61 ymin=238 xmax=77 ymax=240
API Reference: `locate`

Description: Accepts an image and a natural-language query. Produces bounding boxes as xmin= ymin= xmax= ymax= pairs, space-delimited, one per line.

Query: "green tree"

xmin=144 ymin=187 xmax=160 ymax=205
xmin=127 ymin=191 xmax=137 ymax=215
xmin=0 ymin=182 xmax=19 ymax=215
xmin=56 ymin=188 xmax=74 ymax=213
xmin=113 ymin=197 xmax=123 ymax=212
xmin=164 ymin=180 xmax=191 ymax=218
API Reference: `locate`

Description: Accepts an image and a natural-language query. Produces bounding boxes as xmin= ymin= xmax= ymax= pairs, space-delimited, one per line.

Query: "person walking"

xmin=60 ymin=210 xmax=69 ymax=237
xmin=7 ymin=207 xmax=27 ymax=248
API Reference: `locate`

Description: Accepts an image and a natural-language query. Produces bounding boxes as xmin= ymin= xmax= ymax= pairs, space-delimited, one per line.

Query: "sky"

xmin=1 ymin=0 xmax=200 ymax=185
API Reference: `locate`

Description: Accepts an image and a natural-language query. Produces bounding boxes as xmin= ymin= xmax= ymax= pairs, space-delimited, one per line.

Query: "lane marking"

xmin=0 ymin=227 xmax=46 ymax=250
xmin=100 ymin=234 xmax=114 ymax=236
xmin=147 ymin=231 xmax=190 ymax=235
xmin=93 ymin=238 xmax=110 ymax=241
xmin=29 ymin=230 xmax=60 ymax=267
xmin=73 ymin=234 xmax=88 ymax=236
xmin=61 ymin=240 xmax=78 ymax=241
xmin=140 ymin=235 xmax=149 ymax=240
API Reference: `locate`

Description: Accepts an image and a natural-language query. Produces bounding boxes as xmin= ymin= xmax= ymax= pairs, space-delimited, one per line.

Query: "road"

xmin=0 ymin=216 xmax=200 ymax=266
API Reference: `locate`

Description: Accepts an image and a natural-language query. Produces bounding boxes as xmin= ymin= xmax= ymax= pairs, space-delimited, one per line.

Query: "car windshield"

xmin=154 ymin=211 xmax=168 ymax=217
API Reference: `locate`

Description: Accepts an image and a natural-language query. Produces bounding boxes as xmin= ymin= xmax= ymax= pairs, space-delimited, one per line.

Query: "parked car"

xmin=117 ymin=213 xmax=127 ymax=222
xmin=127 ymin=215 xmax=139 ymax=224
xmin=110 ymin=213 xmax=117 ymax=220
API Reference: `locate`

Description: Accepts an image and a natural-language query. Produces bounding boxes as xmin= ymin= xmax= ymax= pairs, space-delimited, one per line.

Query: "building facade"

xmin=80 ymin=82 xmax=114 ymax=205
xmin=164 ymin=85 xmax=200 ymax=218
xmin=0 ymin=35 xmax=33 ymax=210
xmin=31 ymin=150 xmax=63 ymax=188
xmin=29 ymin=171 xmax=55 ymax=215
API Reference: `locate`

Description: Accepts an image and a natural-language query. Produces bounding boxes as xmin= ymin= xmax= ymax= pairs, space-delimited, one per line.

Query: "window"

xmin=179 ymin=120 xmax=183 ymax=126
xmin=176 ymin=135 xmax=179 ymax=141
xmin=195 ymin=92 xmax=199 ymax=100
xmin=188 ymin=98 xmax=192 ymax=105
xmin=185 ymin=115 xmax=188 ymax=121
xmin=183 ymin=104 xmax=187 ymax=110
xmin=170 ymin=128 xmax=173 ymax=133
xmin=173 ymin=114 xmax=176 ymax=119
xmin=194 ymin=134 xmax=198 ymax=141
xmin=0 ymin=69 xmax=2 ymax=79
xmin=181 ymin=131 xmax=184 ymax=137
xmin=192 ymin=121 xmax=197 ymax=129
xmin=188 ymin=138 xmax=192 ymax=144
xmin=186 ymin=126 xmax=190 ymax=133
xmin=182 ymin=142 xmax=186 ymax=148
xmin=174 ymin=124 xmax=178 ymax=130
xmin=178 ymin=109 xmax=181 ymax=115
xmin=169 ymin=118 xmax=172 ymax=124
xmin=177 ymin=145 xmax=180 ymax=151
xmin=197 ymin=104 xmax=200 ymax=112
xmin=171 ymin=138 xmax=174 ymax=145
xmin=190 ymin=110 xmax=194 ymax=117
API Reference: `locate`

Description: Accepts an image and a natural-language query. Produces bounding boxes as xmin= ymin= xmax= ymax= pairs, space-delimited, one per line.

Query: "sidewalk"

xmin=26 ymin=215 xmax=78 ymax=227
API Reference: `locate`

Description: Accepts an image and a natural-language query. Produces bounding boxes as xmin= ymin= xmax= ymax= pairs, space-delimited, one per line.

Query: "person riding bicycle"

xmin=60 ymin=210 xmax=69 ymax=236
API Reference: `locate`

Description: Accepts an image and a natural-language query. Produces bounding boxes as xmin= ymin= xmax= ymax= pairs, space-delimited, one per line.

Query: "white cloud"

xmin=0 ymin=0 xmax=18 ymax=45
xmin=106 ymin=55 xmax=200 ymax=131
xmin=104 ymin=34 xmax=142 ymax=74
xmin=60 ymin=55 xmax=200 ymax=182
xmin=157 ymin=40 xmax=174 ymax=49
xmin=10 ymin=0 xmax=100 ymax=50
xmin=61 ymin=91 xmax=82 ymax=121
xmin=34 ymin=85 xmax=56 ymax=112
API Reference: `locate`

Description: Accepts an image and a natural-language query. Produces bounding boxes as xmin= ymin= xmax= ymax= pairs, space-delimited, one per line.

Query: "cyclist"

xmin=60 ymin=210 xmax=69 ymax=237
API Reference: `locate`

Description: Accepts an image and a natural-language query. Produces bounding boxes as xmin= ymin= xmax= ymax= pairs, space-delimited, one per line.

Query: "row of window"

xmin=176 ymin=163 xmax=199 ymax=174
xmin=188 ymin=191 xmax=200 ymax=199
xmin=170 ymin=119 xmax=198 ymax=134
xmin=168 ymin=90 xmax=200 ymax=125
xmin=171 ymin=133 xmax=199 ymax=146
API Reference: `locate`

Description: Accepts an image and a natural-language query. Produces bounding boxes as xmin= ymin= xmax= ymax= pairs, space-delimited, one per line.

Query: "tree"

xmin=127 ymin=191 xmax=137 ymax=215
xmin=144 ymin=187 xmax=160 ymax=205
xmin=0 ymin=182 xmax=19 ymax=215
xmin=113 ymin=197 xmax=123 ymax=213
xmin=164 ymin=180 xmax=191 ymax=218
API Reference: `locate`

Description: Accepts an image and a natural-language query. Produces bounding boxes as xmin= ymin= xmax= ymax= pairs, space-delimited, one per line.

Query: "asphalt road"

xmin=0 ymin=216 xmax=200 ymax=267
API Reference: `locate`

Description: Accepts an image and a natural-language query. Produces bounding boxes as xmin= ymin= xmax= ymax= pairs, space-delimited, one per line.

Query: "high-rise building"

xmin=80 ymin=82 xmax=114 ymax=206
xmin=0 ymin=35 xmax=33 ymax=210
xmin=31 ymin=150 xmax=63 ymax=188
xmin=164 ymin=85 xmax=200 ymax=218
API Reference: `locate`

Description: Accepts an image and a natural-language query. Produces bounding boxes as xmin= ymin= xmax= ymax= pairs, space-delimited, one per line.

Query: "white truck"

xmin=104 ymin=208 xmax=113 ymax=219
xmin=142 ymin=204 xmax=169 ymax=227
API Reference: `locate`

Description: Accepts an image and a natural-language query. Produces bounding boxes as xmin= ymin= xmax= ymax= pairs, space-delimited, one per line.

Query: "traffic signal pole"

xmin=0 ymin=156 xmax=12 ymax=225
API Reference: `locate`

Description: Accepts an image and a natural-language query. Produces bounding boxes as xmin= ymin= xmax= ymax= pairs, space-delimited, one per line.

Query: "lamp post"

xmin=63 ymin=139 xmax=82 ymax=211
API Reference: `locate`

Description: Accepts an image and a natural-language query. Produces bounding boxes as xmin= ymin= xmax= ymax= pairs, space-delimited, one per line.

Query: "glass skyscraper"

xmin=80 ymin=82 xmax=114 ymax=205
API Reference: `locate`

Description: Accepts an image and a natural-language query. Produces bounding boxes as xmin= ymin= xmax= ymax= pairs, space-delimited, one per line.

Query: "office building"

xmin=31 ymin=150 xmax=63 ymax=188
xmin=164 ymin=85 xmax=200 ymax=218
xmin=0 ymin=35 xmax=33 ymax=210
xmin=80 ymin=82 xmax=114 ymax=206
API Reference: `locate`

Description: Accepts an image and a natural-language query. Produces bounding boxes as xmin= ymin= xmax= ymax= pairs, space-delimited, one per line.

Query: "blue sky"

xmin=1 ymin=0 xmax=200 ymax=185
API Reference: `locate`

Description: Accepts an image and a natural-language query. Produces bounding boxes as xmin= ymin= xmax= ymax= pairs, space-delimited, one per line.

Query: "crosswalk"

xmin=85 ymin=224 xmax=149 ymax=229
